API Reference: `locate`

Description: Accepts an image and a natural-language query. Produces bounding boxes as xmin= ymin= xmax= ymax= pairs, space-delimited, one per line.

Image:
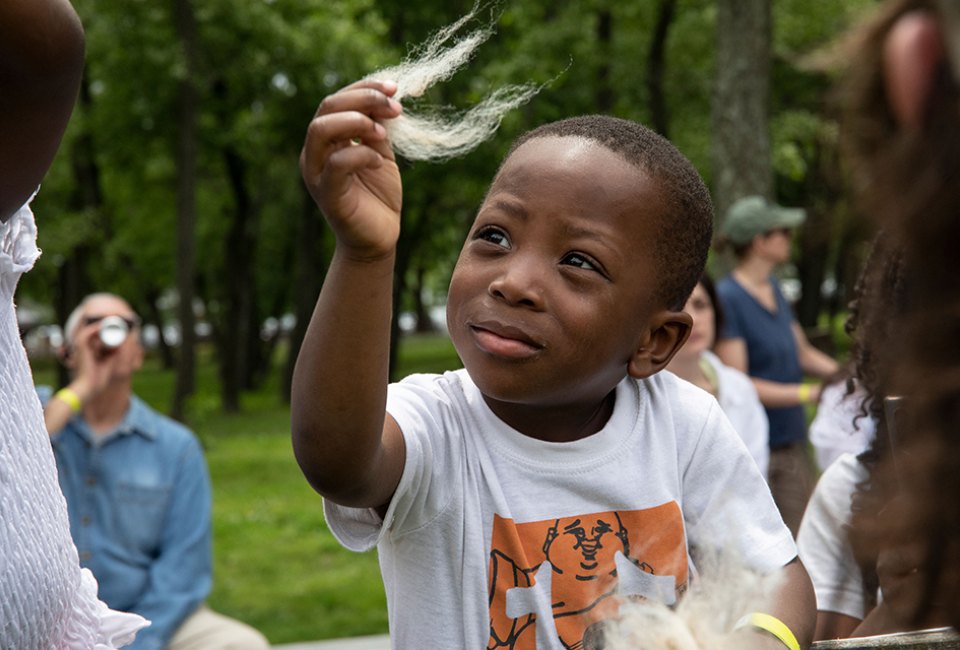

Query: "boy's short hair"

xmin=507 ymin=115 xmax=714 ymax=311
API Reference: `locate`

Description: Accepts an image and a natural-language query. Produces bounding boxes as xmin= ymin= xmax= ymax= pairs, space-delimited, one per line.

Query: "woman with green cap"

xmin=714 ymin=195 xmax=839 ymax=538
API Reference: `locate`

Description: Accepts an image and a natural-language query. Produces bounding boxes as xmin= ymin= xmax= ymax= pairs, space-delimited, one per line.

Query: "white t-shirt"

xmin=809 ymin=380 xmax=876 ymax=472
xmin=0 ymin=200 xmax=147 ymax=648
xmin=325 ymin=369 xmax=796 ymax=649
xmin=796 ymin=453 xmax=873 ymax=620
xmin=703 ymin=350 xmax=770 ymax=478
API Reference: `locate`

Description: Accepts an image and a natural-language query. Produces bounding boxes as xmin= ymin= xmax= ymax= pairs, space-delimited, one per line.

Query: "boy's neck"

xmin=483 ymin=389 xmax=617 ymax=443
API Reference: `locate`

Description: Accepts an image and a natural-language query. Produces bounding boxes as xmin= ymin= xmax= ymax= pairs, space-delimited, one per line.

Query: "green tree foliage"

xmin=22 ymin=0 xmax=879 ymax=416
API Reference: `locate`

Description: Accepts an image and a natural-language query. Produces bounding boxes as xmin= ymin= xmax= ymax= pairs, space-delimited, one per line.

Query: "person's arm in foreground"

xmin=715 ymin=337 xmax=822 ymax=409
xmin=851 ymin=509 xmax=952 ymax=638
xmin=740 ymin=558 xmax=817 ymax=650
xmin=291 ymin=80 xmax=406 ymax=510
xmin=0 ymin=0 xmax=85 ymax=222
xmin=816 ymin=611 xmax=861 ymax=641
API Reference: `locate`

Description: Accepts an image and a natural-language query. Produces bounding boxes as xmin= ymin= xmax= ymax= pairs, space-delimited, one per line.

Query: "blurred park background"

xmin=20 ymin=0 xmax=881 ymax=644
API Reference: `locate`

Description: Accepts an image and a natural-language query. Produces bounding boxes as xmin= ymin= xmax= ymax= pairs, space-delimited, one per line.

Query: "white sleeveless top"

xmin=0 ymin=198 xmax=148 ymax=648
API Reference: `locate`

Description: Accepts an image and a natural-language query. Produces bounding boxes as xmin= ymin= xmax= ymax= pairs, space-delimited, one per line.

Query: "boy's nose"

xmin=488 ymin=258 xmax=544 ymax=308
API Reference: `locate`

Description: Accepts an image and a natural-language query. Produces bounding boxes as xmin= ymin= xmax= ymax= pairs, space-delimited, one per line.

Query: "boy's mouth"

xmin=468 ymin=320 xmax=543 ymax=359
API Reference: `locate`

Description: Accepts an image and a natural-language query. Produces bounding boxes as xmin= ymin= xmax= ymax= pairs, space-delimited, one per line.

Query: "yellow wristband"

xmin=735 ymin=612 xmax=800 ymax=650
xmin=54 ymin=387 xmax=82 ymax=413
xmin=797 ymin=383 xmax=812 ymax=404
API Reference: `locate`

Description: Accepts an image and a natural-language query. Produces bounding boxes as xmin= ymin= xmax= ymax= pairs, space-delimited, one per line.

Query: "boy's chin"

xmin=468 ymin=366 xmax=623 ymax=409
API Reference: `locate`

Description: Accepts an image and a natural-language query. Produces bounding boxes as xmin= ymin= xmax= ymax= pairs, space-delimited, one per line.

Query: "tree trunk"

xmin=57 ymin=74 xmax=101 ymax=388
xmin=794 ymin=138 xmax=834 ymax=331
xmin=711 ymin=0 xmax=772 ymax=221
xmin=171 ymin=0 xmax=200 ymax=422
xmin=145 ymin=287 xmax=175 ymax=369
xmin=217 ymin=137 xmax=255 ymax=412
xmin=55 ymin=255 xmax=89 ymax=388
xmin=789 ymin=125 xmax=847 ymax=333
xmin=412 ymin=264 xmax=435 ymax=334
xmin=595 ymin=8 xmax=614 ymax=113
xmin=647 ymin=0 xmax=677 ymax=137
xmin=281 ymin=191 xmax=326 ymax=404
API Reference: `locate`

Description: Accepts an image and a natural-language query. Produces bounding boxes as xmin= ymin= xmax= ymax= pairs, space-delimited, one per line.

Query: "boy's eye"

xmin=475 ymin=226 xmax=511 ymax=249
xmin=562 ymin=252 xmax=599 ymax=272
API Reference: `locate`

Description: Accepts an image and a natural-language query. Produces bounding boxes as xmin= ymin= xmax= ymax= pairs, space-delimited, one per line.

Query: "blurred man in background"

xmin=41 ymin=292 xmax=269 ymax=650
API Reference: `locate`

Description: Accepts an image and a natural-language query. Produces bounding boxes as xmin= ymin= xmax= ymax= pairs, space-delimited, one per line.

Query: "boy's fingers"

xmin=301 ymin=112 xmax=392 ymax=179
xmin=338 ymin=78 xmax=399 ymax=96
xmin=316 ymin=143 xmax=385 ymax=191
xmin=314 ymin=85 xmax=402 ymax=121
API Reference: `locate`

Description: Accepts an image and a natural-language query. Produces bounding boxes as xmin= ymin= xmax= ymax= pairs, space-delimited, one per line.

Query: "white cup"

xmin=98 ymin=315 xmax=130 ymax=348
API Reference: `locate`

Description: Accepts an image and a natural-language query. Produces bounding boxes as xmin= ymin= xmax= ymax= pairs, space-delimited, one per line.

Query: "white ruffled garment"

xmin=0 ymin=197 xmax=149 ymax=648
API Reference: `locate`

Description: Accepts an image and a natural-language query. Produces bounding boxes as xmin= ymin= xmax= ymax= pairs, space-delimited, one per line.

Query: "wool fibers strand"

xmin=600 ymin=549 xmax=781 ymax=650
xmin=366 ymin=5 xmax=543 ymax=162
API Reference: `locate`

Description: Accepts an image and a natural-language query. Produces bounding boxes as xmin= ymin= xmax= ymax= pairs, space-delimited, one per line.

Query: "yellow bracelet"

xmin=797 ymin=383 xmax=812 ymax=404
xmin=54 ymin=387 xmax=82 ymax=413
xmin=735 ymin=612 xmax=800 ymax=650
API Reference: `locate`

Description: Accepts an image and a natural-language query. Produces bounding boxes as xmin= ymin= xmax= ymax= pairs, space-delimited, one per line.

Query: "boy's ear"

xmin=628 ymin=310 xmax=692 ymax=380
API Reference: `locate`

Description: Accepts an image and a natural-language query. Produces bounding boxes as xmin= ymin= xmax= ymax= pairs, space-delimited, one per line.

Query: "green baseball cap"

xmin=720 ymin=195 xmax=807 ymax=245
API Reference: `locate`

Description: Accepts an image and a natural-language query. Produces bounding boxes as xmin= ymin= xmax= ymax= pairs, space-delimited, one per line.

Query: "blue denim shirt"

xmin=40 ymin=387 xmax=212 ymax=650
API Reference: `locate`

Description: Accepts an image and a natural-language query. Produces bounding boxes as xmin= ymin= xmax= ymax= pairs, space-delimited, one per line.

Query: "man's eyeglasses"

xmin=83 ymin=315 xmax=140 ymax=329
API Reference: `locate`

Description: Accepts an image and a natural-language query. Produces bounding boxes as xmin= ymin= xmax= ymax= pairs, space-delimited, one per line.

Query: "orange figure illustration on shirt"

xmin=488 ymin=503 xmax=687 ymax=649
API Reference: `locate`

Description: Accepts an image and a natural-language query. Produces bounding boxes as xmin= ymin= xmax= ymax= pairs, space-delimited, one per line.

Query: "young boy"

xmin=293 ymin=79 xmax=815 ymax=649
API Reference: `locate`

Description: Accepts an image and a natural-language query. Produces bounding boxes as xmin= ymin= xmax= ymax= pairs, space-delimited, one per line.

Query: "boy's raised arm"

xmin=292 ymin=80 xmax=406 ymax=509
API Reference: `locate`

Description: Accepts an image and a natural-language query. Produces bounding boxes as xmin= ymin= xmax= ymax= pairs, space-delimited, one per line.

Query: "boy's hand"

xmin=300 ymin=79 xmax=403 ymax=259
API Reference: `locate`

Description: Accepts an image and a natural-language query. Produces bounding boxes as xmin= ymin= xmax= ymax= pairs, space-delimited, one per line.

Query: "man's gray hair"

xmin=63 ymin=292 xmax=135 ymax=345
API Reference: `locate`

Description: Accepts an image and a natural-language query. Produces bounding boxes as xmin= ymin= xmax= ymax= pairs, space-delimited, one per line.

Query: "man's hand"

xmin=64 ymin=320 xmax=126 ymax=402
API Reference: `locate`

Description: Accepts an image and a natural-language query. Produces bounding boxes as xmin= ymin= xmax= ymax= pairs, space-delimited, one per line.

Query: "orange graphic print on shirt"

xmin=487 ymin=502 xmax=687 ymax=649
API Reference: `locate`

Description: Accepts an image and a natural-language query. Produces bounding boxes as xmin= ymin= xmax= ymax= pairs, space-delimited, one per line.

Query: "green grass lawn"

xmin=32 ymin=332 xmax=461 ymax=645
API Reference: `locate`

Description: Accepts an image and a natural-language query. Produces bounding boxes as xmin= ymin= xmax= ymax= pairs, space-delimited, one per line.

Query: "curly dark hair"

xmin=843 ymin=232 xmax=908 ymax=427
xmin=840 ymin=232 xmax=909 ymax=605
xmin=505 ymin=115 xmax=715 ymax=311
xmin=840 ymin=0 xmax=960 ymax=623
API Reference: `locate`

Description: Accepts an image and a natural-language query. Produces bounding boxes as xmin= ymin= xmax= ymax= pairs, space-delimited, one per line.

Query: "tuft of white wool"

xmin=365 ymin=5 xmax=543 ymax=162
xmin=599 ymin=548 xmax=783 ymax=650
